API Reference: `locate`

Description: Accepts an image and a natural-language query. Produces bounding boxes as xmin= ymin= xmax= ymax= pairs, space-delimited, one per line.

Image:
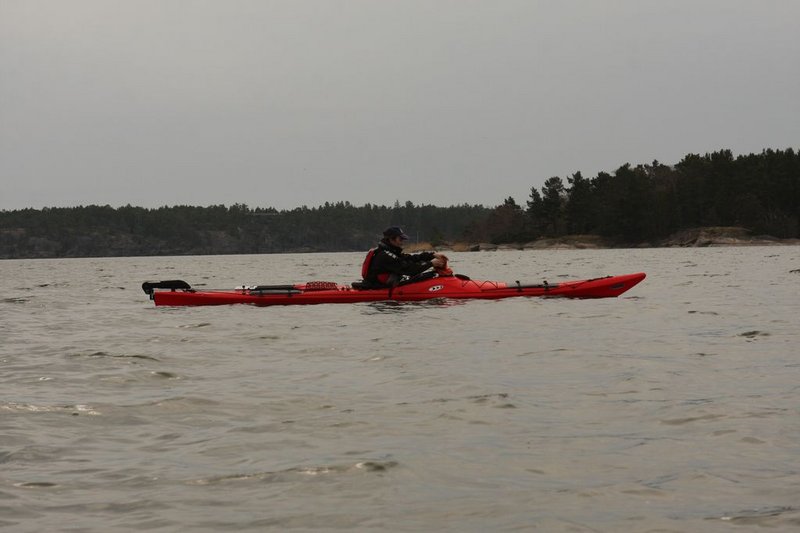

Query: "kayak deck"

xmin=143 ymin=272 xmax=646 ymax=307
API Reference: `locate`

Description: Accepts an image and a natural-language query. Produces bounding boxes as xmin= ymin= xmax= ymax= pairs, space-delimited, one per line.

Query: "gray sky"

xmin=1 ymin=0 xmax=798 ymax=211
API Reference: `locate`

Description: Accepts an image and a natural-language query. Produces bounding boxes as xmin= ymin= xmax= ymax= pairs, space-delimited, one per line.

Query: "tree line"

xmin=1 ymin=148 xmax=797 ymax=258
xmin=0 ymin=201 xmax=488 ymax=258
xmin=512 ymin=148 xmax=798 ymax=243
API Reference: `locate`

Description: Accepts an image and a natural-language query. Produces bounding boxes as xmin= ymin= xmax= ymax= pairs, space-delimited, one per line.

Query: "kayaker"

xmin=361 ymin=226 xmax=449 ymax=288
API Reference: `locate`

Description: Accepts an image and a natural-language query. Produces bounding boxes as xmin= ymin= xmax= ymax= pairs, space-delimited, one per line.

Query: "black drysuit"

xmin=363 ymin=240 xmax=435 ymax=287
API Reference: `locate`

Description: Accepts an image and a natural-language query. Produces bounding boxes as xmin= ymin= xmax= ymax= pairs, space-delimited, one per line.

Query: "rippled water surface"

xmin=2 ymin=247 xmax=799 ymax=531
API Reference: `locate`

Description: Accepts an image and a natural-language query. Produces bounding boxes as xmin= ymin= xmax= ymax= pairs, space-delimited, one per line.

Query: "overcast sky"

xmin=1 ymin=0 xmax=798 ymax=211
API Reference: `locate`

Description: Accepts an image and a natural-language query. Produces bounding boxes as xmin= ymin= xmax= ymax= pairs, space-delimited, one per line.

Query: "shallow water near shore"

xmin=2 ymin=247 xmax=799 ymax=531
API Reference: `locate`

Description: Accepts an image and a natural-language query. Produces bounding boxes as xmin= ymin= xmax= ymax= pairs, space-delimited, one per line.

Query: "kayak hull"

xmin=148 ymin=272 xmax=646 ymax=307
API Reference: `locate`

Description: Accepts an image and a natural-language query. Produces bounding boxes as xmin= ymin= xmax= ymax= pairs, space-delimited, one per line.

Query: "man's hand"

xmin=431 ymin=257 xmax=446 ymax=269
xmin=431 ymin=253 xmax=449 ymax=269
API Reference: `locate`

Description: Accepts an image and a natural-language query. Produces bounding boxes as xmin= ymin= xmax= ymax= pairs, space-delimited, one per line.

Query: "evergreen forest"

xmin=1 ymin=148 xmax=797 ymax=259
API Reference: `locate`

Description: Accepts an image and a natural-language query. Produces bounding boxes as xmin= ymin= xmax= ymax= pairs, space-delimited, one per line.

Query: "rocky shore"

xmin=654 ymin=227 xmax=799 ymax=247
xmin=408 ymin=227 xmax=800 ymax=253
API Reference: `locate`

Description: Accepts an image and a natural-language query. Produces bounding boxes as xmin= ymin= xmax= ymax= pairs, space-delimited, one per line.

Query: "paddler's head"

xmin=383 ymin=226 xmax=409 ymax=248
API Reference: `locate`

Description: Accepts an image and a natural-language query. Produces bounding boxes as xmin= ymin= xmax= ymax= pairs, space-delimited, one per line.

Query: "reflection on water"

xmin=2 ymin=247 xmax=799 ymax=531
xmin=363 ymin=298 xmax=468 ymax=314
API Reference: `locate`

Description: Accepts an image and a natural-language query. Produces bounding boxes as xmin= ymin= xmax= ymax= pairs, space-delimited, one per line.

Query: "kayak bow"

xmin=142 ymin=272 xmax=646 ymax=307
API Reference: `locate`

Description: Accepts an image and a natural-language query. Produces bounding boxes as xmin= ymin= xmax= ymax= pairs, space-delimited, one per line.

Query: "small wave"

xmin=67 ymin=351 xmax=160 ymax=361
xmin=14 ymin=481 xmax=59 ymax=488
xmin=739 ymin=330 xmax=770 ymax=338
xmin=126 ymin=396 xmax=220 ymax=413
xmin=470 ymin=393 xmax=516 ymax=408
xmin=716 ymin=506 xmax=800 ymax=525
xmin=354 ymin=461 xmax=398 ymax=472
xmin=188 ymin=460 xmax=399 ymax=485
xmin=150 ymin=371 xmax=180 ymax=379
xmin=682 ymin=398 xmax=714 ymax=405
xmin=2 ymin=297 xmax=30 ymax=304
xmin=1 ymin=403 xmax=100 ymax=415
xmin=740 ymin=407 xmax=788 ymax=418
xmin=400 ymin=392 xmax=515 ymax=409
xmin=660 ymin=413 xmax=724 ymax=425
xmin=739 ymin=436 xmax=766 ymax=444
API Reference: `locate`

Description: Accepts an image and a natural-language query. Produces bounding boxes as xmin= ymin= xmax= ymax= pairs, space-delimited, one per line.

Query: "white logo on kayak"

xmin=428 ymin=285 xmax=444 ymax=292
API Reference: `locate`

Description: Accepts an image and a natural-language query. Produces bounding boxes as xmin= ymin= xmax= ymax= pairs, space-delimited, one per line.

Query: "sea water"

xmin=1 ymin=247 xmax=799 ymax=531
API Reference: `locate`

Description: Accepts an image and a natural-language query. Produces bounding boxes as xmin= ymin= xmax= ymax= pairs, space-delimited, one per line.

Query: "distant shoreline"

xmin=406 ymin=227 xmax=800 ymax=253
xmin=1 ymin=227 xmax=798 ymax=260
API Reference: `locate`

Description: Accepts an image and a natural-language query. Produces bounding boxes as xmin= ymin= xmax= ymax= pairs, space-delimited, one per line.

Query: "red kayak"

xmin=142 ymin=272 xmax=645 ymax=307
